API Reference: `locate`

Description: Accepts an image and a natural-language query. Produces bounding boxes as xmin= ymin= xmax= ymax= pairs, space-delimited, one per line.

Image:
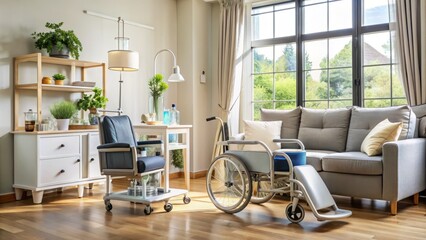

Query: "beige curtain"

xmin=396 ymin=0 xmax=426 ymax=106
xmin=211 ymin=0 xmax=245 ymax=159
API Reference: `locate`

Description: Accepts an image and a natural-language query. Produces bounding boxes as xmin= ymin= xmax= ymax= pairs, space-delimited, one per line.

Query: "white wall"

xmin=0 ymin=0 xmax=179 ymax=194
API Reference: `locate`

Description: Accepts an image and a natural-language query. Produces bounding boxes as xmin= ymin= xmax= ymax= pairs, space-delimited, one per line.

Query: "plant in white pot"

xmin=50 ymin=101 xmax=77 ymax=130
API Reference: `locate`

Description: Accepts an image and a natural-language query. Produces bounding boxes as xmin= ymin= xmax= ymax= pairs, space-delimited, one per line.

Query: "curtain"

xmin=395 ymin=0 xmax=426 ymax=106
xmin=211 ymin=0 xmax=245 ymax=160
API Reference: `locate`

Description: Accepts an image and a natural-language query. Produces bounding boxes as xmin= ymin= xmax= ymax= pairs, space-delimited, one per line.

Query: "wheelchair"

xmin=206 ymin=117 xmax=351 ymax=223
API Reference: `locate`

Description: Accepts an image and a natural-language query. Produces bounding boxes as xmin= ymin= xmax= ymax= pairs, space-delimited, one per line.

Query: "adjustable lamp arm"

xmin=154 ymin=49 xmax=177 ymax=74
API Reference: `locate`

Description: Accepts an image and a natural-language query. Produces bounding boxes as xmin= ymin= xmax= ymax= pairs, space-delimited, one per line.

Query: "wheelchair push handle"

xmin=206 ymin=116 xmax=217 ymax=122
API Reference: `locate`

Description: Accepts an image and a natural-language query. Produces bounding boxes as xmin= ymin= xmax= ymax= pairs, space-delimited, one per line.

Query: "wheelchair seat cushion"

xmin=274 ymin=150 xmax=306 ymax=171
xmin=137 ymin=156 xmax=165 ymax=173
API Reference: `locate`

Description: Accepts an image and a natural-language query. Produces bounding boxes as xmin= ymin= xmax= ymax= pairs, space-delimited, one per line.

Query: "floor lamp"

xmin=154 ymin=49 xmax=184 ymax=82
xmin=107 ymin=17 xmax=139 ymax=115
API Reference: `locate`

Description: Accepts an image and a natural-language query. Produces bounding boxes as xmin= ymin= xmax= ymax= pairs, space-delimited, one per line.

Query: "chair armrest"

xmin=382 ymin=138 xmax=426 ymax=201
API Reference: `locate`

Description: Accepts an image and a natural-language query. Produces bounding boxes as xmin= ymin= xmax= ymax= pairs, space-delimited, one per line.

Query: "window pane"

xmin=329 ymin=0 xmax=352 ymax=31
xmin=275 ymin=43 xmax=296 ymax=72
xmin=363 ymin=0 xmax=389 ymax=26
xmin=364 ymin=65 xmax=391 ymax=98
xmin=304 ymin=40 xmax=327 ymax=70
xmin=363 ymin=32 xmax=391 ymax=65
xmin=330 ymin=100 xmax=352 ymax=108
xmin=275 ymin=9 xmax=295 ymax=38
xmin=253 ymin=47 xmax=273 ymax=73
xmin=303 ymin=3 xmax=327 ymax=34
xmin=276 ymin=101 xmax=296 ymax=109
xmin=392 ymin=98 xmax=407 ymax=106
xmin=252 ymin=6 xmax=273 ymax=15
xmin=329 ymin=37 xmax=352 ymax=68
xmin=252 ymin=12 xmax=273 ymax=40
xmin=276 ymin=73 xmax=296 ymax=101
xmin=302 ymin=0 xmax=327 ymax=6
xmin=305 ymin=70 xmax=327 ymax=100
xmin=253 ymin=74 xmax=273 ymax=100
xmin=392 ymin=65 xmax=405 ymax=98
xmin=329 ymin=68 xmax=352 ymax=99
xmin=364 ymin=99 xmax=391 ymax=108
xmin=253 ymin=102 xmax=273 ymax=120
xmin=305 ymin=101 xmax=328 ymax=109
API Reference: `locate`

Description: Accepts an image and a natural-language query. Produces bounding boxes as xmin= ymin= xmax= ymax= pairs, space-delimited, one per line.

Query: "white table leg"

xmin=78 ymin=185 xmax=84 ymax=198
xmin=14 ymin=188 xmax=24 ymax=200
xmin=32 ymin=190 xmax=44 ymax=204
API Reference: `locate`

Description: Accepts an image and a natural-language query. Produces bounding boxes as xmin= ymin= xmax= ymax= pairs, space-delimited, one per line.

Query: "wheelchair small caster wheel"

xmin=144 ymin=205 xmax=153 ymax=215
xmin=164 ymin=203 xmax=173 ymax=212
xmin=183 ymin=196 xmax=191 ymax=204
xmin=105 ymin=202 xmax=113 ymax=211
xmin=285 ymin=203 xmax=305 ymax=223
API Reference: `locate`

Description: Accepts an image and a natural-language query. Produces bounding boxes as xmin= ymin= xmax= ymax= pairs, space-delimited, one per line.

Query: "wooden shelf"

xmin=14 ymin=53 xmax=104 ymax=68
xmin=15 ymin=83 xmax=95 ymax=92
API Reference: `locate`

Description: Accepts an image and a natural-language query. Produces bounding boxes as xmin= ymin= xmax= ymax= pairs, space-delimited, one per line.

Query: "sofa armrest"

xmin=229 ymin=133 xmax=245 ymax=150
xmin=382 ymin=138 xmax=426 ymax=201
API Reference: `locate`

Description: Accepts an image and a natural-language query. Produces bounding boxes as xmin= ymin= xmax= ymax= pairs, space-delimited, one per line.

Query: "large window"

xmin=249 ymin=0 xmax=404 ymax=120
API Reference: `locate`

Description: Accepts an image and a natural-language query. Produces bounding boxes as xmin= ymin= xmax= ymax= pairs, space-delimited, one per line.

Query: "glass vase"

xmin=88 ymin=108 xmax=99 ymax=125
xmin=149 ymin=95 xmax=164 ymax=121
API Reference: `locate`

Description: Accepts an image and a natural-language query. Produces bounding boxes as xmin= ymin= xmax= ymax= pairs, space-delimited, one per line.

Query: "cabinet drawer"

xmin=89 ymin=134 xmax=100 ymax=154
xmin=40 ymin=135 xmax=80 ymax=158
xmin=39 ymin=157 xmax=81 ymax=186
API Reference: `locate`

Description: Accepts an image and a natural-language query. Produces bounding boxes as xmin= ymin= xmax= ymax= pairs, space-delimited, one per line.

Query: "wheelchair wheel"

xmin=250 ymin=174 xmax=275 ymax=204
xmin=206 ymin=154 xmax=252 ymax=214
xmin=285 ymin=203 xmax=305 ymax=223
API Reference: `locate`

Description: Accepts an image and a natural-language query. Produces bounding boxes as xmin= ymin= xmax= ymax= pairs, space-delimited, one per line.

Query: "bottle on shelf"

xmin=169 ymin=104 xmax=180 ymax=143
xmin=163 ymin=108 xmax=170 ymax=125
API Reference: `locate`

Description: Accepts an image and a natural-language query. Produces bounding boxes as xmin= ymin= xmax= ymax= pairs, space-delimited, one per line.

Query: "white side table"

xmin=133 ymin=124 xmax=192 ymax=192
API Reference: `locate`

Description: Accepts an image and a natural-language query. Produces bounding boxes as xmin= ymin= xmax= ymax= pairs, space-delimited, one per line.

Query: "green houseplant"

xmin=171 ymin=149 xmax=184 ymax=169
xmin=76 ymin=87 xmax=108 ymax=125
xmin=52 ymin=73 xmax=66 ymax=85
xmin=148 ymin=74 xmax=168 ymax=120
xmin=50 ymin=100 xmax=77 ymax=130
xmin=32 ymin=22 xmax=83 ymax=59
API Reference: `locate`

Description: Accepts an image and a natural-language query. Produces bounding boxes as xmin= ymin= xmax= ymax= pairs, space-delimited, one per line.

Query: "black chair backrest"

xmin=100 ymin=115 xmax=137 ymax=147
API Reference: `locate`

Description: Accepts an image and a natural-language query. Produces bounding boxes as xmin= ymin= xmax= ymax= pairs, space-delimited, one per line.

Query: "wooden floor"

xmin=0 ymin=177 xmax=425 ymax=240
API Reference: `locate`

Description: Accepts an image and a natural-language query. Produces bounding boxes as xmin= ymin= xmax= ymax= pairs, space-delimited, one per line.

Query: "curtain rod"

xmin=83 ymin=10 xmax=155 ymax=31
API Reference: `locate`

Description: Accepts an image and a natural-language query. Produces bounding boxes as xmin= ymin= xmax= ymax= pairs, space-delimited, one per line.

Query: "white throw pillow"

xmin=243 ymin=120 xmax=282 ymax=151
xmin=360 ymin=118 xmax=403 ymax=156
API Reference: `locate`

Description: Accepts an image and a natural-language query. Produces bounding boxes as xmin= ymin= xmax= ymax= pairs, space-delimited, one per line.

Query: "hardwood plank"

xmin=0 ymin=177 xmax=425 ymax=240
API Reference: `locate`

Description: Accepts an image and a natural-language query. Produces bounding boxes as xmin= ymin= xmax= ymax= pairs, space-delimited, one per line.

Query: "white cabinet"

xmin=13 ymin=131 xmax=104 ymax=204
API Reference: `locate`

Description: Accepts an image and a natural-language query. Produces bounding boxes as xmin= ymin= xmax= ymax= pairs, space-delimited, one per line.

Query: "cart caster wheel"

xmin=285 ymin=203 xmax=305 ymax=223
xmin=183 ymin=196 xmax=191 ymax=204
xmin=164 ymin=203 xmax=173 ymax=212
xmin=105 ymin=202 xmax=113 ymax=211
xmin=144 ymin=206 xmax=153 ymax=215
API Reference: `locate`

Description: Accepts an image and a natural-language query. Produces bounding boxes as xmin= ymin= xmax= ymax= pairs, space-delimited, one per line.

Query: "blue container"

xmin=163 ymin=109 xmax=170 ymax=125
xmin=274 ymin=151 xmax=306 ymax=171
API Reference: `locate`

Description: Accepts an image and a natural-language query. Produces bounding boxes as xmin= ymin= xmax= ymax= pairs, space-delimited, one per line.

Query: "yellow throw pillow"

xmin=361 ymin=119 xmax=403 ymax=156
xmin=243 ymin=120 xmax=282 ymax=151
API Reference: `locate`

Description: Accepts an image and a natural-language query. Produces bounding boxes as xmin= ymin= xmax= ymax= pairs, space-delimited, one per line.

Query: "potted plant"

xmin=148 ymin=74 xmax=168 ymax=121
xmin=171 ymin=149 xmax=184 ymax=169
xmin=50 ymin=100 xmax=77 ymax=130
xmin=31 ymin=22 xmax=83 ymax=59
xmin=52 ymin=73 xmax=66 ymax=85
xmin=76 ymin=87 xmax=108 ymax=125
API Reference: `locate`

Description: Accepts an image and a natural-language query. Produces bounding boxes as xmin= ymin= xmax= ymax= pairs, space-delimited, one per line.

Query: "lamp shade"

xmin=108 ymin=50 xmax=139 ymax=71
xmin=168 ymin=65 xmax=184 ymax=82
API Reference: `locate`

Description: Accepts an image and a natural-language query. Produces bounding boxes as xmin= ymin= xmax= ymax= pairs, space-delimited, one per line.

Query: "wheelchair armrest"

xmin=137 ymin=140 xmax=163 ymax=147
xmin=97 ymin=143 xmax=132 ymax=153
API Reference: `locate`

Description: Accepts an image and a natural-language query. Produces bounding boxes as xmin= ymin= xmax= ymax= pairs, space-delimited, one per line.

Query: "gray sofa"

xmin=259 ymin=105 xmax=426 ymax=215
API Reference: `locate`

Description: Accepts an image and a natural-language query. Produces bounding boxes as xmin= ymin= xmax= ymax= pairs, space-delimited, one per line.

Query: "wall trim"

xmin=191 ymin=170 xmax=208 ymax=179
xmin=0 ymin=193 xmax=16 ymax=204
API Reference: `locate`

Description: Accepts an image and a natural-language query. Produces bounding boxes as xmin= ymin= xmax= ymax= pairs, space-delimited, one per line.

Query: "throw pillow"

xmin=243 ymin=120 xmax=282 ymax=151
xmin=360 ymin=119 xmax=403 ymax=156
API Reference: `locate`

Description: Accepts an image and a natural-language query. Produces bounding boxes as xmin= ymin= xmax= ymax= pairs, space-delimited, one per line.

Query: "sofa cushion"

xmin=306 ymin=150 xmax=337 ymax=171
xmin=243 ymin=120 xmax=282 ymax=151
xmin=322 ymin=152 xmax=382 ymax=175
xmin=346 ymin=105 xmax=417 ymax=151
xmin=360 ymin=119 xmax=403 ymax=156
xmin=260 ymin=107 xmax=301 ymax=148
xmin=298 ymin=108 xmax=351 ymax=152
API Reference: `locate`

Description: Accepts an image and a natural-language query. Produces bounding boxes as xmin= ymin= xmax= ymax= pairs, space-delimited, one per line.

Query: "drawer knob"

xmin=76 ymin=159 xmax=81 ymax=163
xmin=59 ymin=144 xmax=65 ymax=148
xmin=59 ymin=169 xmax=65 ymax=174
xmin=90 ymin=158 xmax=95 ymax=162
